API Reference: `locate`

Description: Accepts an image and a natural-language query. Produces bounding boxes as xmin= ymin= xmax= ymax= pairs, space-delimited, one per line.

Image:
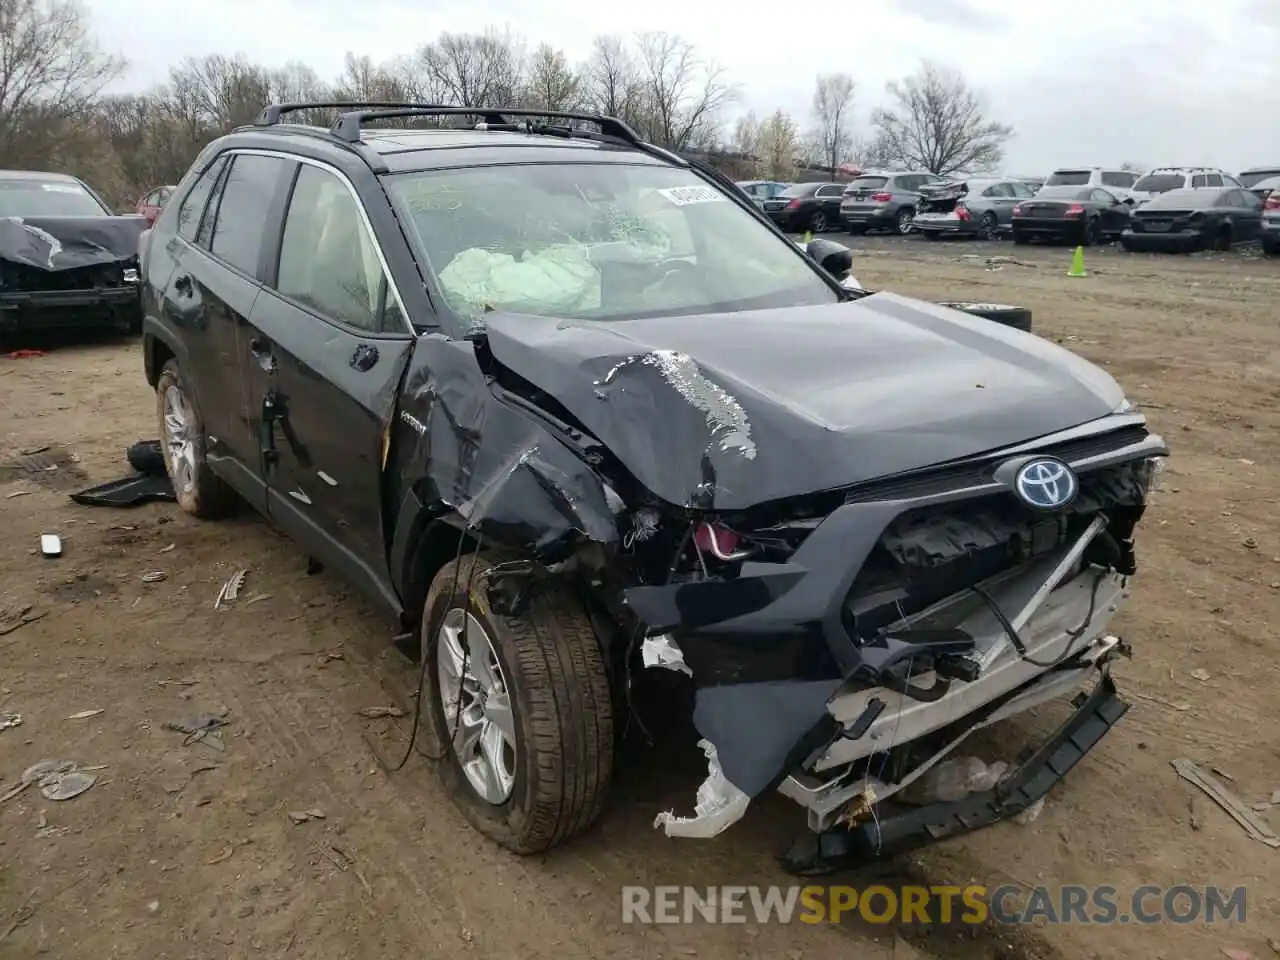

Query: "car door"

xmin=1229 ymin=190 xmax=1263 ymax=240
xmin=155 ymin=153 xmax=270 ymax=511
xmin=182 ymin=152 xmax=296 ymax=509
xmin=249 ymin=159 xmax=416 ymax=608
xmin=993 ymin=182 xmax=1022 ymax=226
xmin=816 ymin=184 xmax=844 ymax=223
xmin=1091 ymin=189 xmax=1127 ymax=234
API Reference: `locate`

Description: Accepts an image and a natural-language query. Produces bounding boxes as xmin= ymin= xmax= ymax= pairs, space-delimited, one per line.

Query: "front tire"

xmin=420 ymin=554 xmax=614 ymax=854
xmin=155 ymin=359 xmax=233 ymax=518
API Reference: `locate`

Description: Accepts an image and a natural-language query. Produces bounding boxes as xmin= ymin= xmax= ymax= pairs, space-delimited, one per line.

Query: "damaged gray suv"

xmin=138 ymin=102 xmax=1167 ymax=873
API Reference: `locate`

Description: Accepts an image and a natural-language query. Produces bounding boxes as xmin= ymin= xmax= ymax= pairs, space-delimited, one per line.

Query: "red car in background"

xmin=136 ymin=185 xmax=176 ymax=225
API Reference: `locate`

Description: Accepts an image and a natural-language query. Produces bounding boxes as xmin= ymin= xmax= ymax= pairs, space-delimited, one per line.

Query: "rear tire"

xmin=896 ymin=207 xmax=915 ymax=235
xmin=1013 ymin=231 xmax=1030 ymax=246
xmin=1082 ymin=218 xmax=1101 ymax=247
xmin=847 ymin=224 xmax=867 ymax=235
xmin=155 ymin=359 xmax=234 ymax=518
xmin=1262 ymin=240 xmax=1279 ymax=257
xmin=420 ymin=554 xmax=615 ymax=854
xmin=937 ymin=301 xmax=1033 ymax=333
xmin=1215 ymin=225 xmax=1233 ymax=251
xmin=810 ymin=210 xmax=828 ymax=233
xmin=979 ymin=212 xmax=999 ymax=240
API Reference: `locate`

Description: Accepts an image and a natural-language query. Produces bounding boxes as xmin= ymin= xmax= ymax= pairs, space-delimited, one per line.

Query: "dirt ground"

xmin=2 ymin=236 xmax=1278 ymax=960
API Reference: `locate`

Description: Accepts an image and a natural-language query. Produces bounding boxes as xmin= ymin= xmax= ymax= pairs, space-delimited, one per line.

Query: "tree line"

xmin=0 ymin=0 xmax=1016 ymax=207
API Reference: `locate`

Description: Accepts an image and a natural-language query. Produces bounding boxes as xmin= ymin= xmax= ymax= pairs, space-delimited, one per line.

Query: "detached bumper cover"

xmin=780 ymin=667 xmax=1129 ymax=874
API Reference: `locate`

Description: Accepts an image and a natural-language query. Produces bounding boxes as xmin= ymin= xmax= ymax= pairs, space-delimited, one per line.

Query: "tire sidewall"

xmin=420 ymin=556 xmax=538 ymax=846
xmin=897 ymin=208 xmax=914 ymax=235
xmin=811 ymin=211 xmax=827 ymax=233
xmin=980 ymin=212 xmax=998 ymax=239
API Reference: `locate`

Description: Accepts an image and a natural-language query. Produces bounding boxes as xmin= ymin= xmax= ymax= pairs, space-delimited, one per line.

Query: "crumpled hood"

xmin=0 ymin=215 xmax=147 ymax=272
xmin=484 ymin=292 xmax=1125 ymax=510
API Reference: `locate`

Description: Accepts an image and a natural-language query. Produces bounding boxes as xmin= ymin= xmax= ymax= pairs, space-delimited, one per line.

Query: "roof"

xmin=0 ymin=170 xmax=82 ymax=182
xmin=226 ymin=122 xmax=673 ymax=176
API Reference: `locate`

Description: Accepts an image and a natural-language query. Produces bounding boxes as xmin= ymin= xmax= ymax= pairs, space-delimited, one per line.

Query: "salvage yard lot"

xmin=1 ymin=237 xmax=1278 ymax=960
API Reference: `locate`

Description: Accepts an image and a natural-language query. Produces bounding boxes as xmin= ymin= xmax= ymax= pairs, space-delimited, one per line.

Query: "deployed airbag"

xmin=440 ymin=244 xmax=600 ymax=317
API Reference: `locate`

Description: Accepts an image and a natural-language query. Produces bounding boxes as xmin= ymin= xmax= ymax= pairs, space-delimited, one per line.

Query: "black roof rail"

xmin=328 ymin=105 xmax=644 ymax=147
xmin=255 ymin=101 xmax=455 ymax=127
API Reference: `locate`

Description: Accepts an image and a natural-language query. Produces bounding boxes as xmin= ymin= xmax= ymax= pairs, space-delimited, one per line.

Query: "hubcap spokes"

xmin=162 ymin=385 xmax=196 ymax=494
xmin=436 ymin=608 xmax=517 ymax=804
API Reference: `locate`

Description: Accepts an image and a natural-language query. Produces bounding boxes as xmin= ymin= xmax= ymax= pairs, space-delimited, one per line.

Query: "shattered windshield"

xmin=0 ymin=180 xmax=108 ymax=218
xmin=384 ymin=162 xmax=839 ymax=328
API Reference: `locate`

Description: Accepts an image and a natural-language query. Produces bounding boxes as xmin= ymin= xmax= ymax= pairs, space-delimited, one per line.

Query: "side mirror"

xmin=1122 ymin=197 xmax=1135 ymax=205
xmin=806 ymin=237 xmax=853 ymax=279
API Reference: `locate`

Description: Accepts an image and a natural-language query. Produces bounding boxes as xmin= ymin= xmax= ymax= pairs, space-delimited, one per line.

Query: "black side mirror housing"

xmin=806 ymin=237 xmax=854 ymax=279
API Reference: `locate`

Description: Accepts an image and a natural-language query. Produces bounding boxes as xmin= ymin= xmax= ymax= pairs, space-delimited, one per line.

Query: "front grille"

xmin=844 ymin=423 xmax=1149 ymax=504
xmin=843 ymin=458 xmax=1153 ymax=641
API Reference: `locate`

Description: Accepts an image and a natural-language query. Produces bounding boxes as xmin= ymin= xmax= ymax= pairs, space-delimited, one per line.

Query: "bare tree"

xmin=0 ymin=0 xmax=124 ymax=166
xmin=757 ymin=110 xmax=799 ymax=181
xmin=525 ymin=44 xmax=579 ymax=111
xmin=730 ymin=111 xmax=760 ymax=157
xmin=419 ymin=30 xmax=526 ymax=108
xmin=167 ymin=54 xmax=272 ymax=129
xmin=578 ymin=35 xmax=647 ymax=131
xmin=633 ymin=31 xmax=731 ymax=151
xmin=868 ymin=60 xmax=1012 ymax=176
xmin=811 ymin=72 xmax=854 ymax=174
xmin=333 ymin=53 xmax=407 ymax=102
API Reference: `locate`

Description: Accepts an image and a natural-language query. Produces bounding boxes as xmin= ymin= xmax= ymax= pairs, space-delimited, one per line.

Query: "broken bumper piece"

xmin=653 ymin=738 xmax=751 ymax=838
xmin=779 ymin=667 xmax=1130 ymax=875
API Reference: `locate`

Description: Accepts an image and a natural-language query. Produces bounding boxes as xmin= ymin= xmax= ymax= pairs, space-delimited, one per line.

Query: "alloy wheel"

xmin=162 ymin=384 xmax=197 ymax=496
xmin=436 ymin=607 xmax=518 ymax=805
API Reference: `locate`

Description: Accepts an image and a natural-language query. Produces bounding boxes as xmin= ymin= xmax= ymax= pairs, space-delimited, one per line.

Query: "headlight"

xmin=1115 ymin=396 xmax=1135 ymax=413
xmin=122 ymin=268 xmax=139 ymax=284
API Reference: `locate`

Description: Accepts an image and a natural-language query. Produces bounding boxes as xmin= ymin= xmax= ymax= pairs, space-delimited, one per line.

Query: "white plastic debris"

xmin=641 ymin=633 xmax=693 ymax=677
xmin=654 ymin=739 xmax=751 ymax=838
xmin=900 ymin=757 xmax=1010 ymax=805
xmin=1014 ymin=796 xmax=1046 ymax=825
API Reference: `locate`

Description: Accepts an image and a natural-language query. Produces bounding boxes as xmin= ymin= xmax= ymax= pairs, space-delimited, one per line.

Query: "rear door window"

xmin=1204 ymin=173 xmax=1223 ymax=187
xmin=175 ymin=157 xmax=227 ymax=242
xmin=208 ymin=154 xmax=290 ymax=276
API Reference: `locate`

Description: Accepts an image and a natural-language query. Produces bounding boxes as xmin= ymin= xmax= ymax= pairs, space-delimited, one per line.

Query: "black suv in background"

xmin=138 ymin=102 xmax=1155 ymax=872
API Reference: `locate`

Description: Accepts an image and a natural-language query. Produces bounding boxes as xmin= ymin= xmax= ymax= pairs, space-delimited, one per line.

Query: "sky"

xmin=84 ymin=0 xmax=1279 ymax=175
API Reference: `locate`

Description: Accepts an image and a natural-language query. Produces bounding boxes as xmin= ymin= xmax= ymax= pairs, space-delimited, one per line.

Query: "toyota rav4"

xmin=138 ymin=102 xmax=1167 ymax=872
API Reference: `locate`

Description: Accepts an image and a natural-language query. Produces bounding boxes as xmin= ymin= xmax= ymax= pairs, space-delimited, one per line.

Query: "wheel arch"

xmin=142 ymin=316 xmax=189 ymax=388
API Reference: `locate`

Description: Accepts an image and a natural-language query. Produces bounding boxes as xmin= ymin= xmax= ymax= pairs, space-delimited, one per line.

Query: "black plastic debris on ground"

xmin=70 ymin=439 xmax=175 ymax=507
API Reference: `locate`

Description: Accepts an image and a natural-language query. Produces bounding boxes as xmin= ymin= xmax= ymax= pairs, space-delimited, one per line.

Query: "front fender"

xmin=386 ymin=334 xmax=622 ymax=607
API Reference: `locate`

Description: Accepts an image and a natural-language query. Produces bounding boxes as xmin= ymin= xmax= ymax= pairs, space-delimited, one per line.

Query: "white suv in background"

xmin=1129 ymin=167 xmax=1244 ymax=205
xmin=1042 ymin=167 xmax=1141 ymax=202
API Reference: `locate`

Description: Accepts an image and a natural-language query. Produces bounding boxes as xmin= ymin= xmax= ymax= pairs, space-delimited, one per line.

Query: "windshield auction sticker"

xmin=658 ymin=185 xmax=727 ymax=206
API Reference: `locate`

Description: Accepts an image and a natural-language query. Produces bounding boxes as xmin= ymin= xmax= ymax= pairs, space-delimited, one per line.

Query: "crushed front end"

xmin=0 ymin=216 xmax=144 ymax=336
xmin=625 ymin=413 xmax=1166 ymax=866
